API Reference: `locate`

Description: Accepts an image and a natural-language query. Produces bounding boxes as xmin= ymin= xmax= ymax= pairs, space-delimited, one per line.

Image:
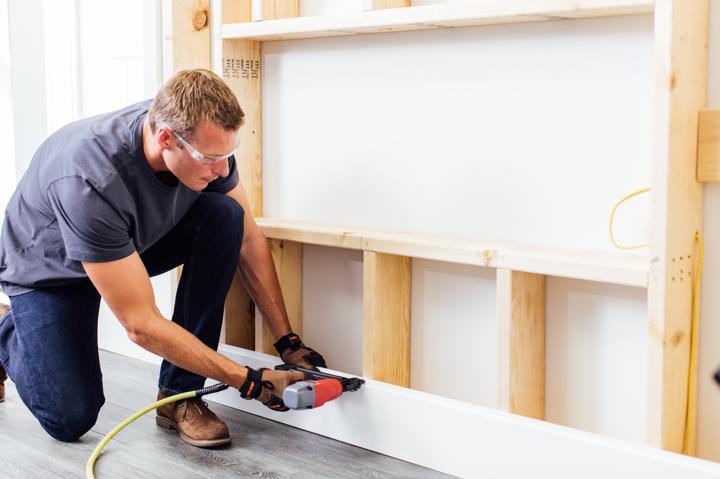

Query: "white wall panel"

xmin=545 ymin=278 xmax=647 ymax=443
xmin=410 ymin=259 xmax=496 ymax=406
xmin=262 ymin=11 xmax=655 ymax=444
xmin=262 ymin=15 xmax=654 ymax=254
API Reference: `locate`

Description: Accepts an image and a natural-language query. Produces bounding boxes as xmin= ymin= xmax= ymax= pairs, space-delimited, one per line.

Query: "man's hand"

xmin=273 ymin=333 xmax=327 ymax=370
xmin=238 ymin=367 xmax=305 ymax=411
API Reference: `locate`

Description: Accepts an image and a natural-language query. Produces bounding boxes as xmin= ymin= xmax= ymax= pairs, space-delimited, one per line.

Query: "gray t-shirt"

xmin=0 ymin=100 xmax=239 ymax=296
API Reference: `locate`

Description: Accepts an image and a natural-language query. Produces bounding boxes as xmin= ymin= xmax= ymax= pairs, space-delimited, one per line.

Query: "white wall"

xmin=0 ymin=1 xmax=14 ymax=225
xmin=259 ymin=0 xmax=720 ymax=460
xmin=8 ymin=0 xmax=47 ymax=178
xmin=0 ymin=0 xmax=13 ymax=305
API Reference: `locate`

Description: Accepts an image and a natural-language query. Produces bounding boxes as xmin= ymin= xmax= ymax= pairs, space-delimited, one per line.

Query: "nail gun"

xmin=275 ymin=364 xmax=364 ymax=410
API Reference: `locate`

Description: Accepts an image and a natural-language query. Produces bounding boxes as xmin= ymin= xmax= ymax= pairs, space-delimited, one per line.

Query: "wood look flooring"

xmin=0 ymin=350 xmax=454 ymax=478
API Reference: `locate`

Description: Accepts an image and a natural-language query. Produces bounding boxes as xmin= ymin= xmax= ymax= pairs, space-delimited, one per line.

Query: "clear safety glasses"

xmin=159 ymin=122 xmax=238 ymax=164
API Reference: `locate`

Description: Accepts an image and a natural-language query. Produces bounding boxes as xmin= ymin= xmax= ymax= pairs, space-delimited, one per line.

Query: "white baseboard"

xmin=208 ymin=344 xmax=720 ymax=479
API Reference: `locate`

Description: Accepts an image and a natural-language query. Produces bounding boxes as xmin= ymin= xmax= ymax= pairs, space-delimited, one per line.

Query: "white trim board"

xmin=209 ymin=345 xmax=720 ymax=479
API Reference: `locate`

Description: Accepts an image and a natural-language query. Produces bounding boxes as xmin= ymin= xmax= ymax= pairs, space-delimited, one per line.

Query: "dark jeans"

xmin=0 ymin=193 xmax=244 ymax=442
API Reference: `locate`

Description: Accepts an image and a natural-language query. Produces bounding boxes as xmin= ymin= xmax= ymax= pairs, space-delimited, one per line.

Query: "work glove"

xmin=274 ymin=332 xmax=327 ymax=370
xmin=238 ymin=366 xmax=305 ymax=412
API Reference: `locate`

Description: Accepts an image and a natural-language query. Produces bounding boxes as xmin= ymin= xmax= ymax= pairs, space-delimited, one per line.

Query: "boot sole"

xmin=156 ymin=415 xmax=231 ymax=448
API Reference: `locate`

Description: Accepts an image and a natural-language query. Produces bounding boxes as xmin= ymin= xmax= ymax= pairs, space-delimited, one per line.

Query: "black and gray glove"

xmin=238 ymin=366 xmax=305 ymax=412
xmin=274 ymin=333 xmax=327 ymax=370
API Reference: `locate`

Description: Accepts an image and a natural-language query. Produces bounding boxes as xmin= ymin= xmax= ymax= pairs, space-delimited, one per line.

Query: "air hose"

xmin=85 ymin=383 xmax=229 ymax=479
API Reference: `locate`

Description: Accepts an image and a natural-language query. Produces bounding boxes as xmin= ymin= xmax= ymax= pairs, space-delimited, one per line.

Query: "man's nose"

xmin=212 ymin=159 xmax=230 ymax=177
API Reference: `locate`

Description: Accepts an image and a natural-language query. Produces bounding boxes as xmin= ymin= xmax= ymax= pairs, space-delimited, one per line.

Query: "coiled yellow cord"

xmin=608 ymin=187 xmax=651 ymax=250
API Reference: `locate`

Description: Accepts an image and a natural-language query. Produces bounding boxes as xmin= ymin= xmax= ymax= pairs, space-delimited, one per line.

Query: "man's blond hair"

xmin=148 ymin=69 xmax=244 ymax=139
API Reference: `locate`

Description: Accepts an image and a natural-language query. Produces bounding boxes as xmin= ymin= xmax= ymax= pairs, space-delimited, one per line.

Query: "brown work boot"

xmin=0 ymin=303 xmax=8 ymax=403
xmin=156 ymin=391 xmax=231 ymax=447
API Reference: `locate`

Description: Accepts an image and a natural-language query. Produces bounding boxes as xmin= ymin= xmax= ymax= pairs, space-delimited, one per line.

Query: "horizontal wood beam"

xmin=256 ymin=218 xmax=650 ymax=287
xmin=222 ymin=0 xmax=654 ymax=41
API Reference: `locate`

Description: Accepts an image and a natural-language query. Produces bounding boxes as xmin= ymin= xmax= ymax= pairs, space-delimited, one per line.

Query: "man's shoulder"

xmin=52 ymin=99 xmax=152 ymax=145
xmin=37 ymin=100 xmax=152 ymax=186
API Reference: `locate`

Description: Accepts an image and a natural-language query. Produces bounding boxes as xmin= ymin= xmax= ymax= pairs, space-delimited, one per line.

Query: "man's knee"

xmin=203 ymin=194 xmax=244 ymax=242
xmin=38 ymin=396 xmax=104 ymax=442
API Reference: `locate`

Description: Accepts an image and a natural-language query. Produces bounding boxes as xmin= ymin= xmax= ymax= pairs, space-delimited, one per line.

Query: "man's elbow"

xmin=119 ymin=314 xmax=153 ymax=347
xmin=126 ymin=327 xmax=148 ymax=347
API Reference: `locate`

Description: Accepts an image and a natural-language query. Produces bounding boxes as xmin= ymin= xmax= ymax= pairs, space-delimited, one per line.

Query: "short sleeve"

xmin=203 ymin=155 xmax=239 ymax=194
xmin=47 ymin=177 xmax=136 ymax=263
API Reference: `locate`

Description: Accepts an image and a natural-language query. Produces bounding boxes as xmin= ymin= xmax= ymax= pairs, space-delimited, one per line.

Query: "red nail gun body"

xmin=275 ymin=365 xmax=364 ymax=410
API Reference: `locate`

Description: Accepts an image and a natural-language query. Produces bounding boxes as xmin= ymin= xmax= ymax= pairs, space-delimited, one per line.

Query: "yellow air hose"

xmin=86 ymin=384 xmax=228 ymax=479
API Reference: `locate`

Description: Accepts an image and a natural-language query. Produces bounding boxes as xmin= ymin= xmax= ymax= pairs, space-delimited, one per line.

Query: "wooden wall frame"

xmin=169 ymin=0 xmax=710 ymax=465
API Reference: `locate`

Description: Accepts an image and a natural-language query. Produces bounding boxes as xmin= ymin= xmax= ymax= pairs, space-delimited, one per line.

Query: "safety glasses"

xmin=158 ymin=122 xmax=238 ymax=164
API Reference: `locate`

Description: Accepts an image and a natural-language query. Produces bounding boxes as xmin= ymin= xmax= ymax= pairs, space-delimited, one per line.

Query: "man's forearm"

xmin=133 ymin=311 xmax=248 ymax=389
xmin=237 ymin=230 xmax=293 ymax=340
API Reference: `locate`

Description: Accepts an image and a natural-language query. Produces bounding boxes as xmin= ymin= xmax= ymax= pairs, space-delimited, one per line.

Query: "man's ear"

xmin=157 ymin=127 xmax=173 ymax=149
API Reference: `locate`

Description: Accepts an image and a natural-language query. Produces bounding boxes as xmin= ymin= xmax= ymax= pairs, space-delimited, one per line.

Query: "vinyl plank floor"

xmin=0 ymin=350 xmax=455 ymax=479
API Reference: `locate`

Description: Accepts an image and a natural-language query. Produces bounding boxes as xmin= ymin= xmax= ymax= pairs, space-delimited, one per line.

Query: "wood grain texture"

xmin=220 ymin=1 xmax=262 ymax=351
xmin=222 ymin=271 xmax=255 ymax=349
xmin=697 ymin=109 xmax=720 ymax=182
xmin=171 ymin=0 xmax=211 ymax=70
xmin=497 ymin=269 xmax=546 ymax=420
xmin=372 ymin=0 xmax=411 ymax=10
xmin=262 ymin=0 xmax=300 ymax=20
xmin=647 ymin=0 xmax=708 ymax=454
xmin=222 ymin=0 xmax=654 ymax=41
xmin=222 ymin=0 xmax=251 ymax=24
xmin=255 ymin=217 xmax=650 ymax=287
xmin=258 ymin=239 xmax=303 ymax=355
xmin=220 ymin=37 xmax=262 ymax=349
xmin=362 ymin=252 xmax=411 ymax=387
